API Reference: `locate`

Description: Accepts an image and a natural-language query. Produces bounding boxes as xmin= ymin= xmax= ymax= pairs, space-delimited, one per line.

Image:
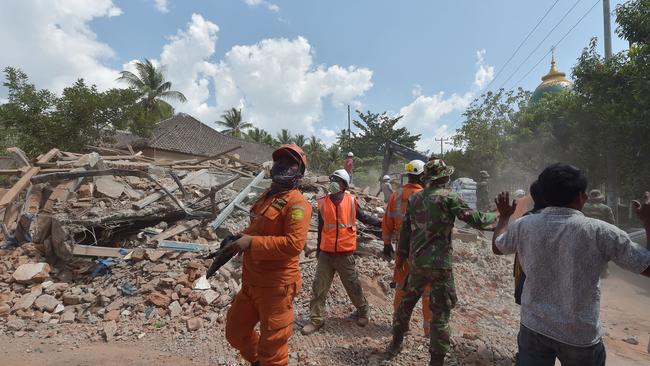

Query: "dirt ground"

xmin=1 ymin=263 xmax=648 ymax=366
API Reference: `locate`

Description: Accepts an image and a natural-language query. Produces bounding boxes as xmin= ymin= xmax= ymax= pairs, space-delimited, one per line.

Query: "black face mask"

xmin=270 ymin=163 xmax=302 ymax=191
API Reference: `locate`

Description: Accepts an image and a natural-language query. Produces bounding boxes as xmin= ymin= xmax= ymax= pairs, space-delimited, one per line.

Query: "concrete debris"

xmin=11 ymin=263 xmax=50 ymax=284
xmin=623 ymin=335 xmax=639 ymax=345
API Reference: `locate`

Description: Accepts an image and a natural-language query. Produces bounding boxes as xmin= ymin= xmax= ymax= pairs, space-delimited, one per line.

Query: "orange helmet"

xmin=272 ymin=144 xmax=307 ymax=173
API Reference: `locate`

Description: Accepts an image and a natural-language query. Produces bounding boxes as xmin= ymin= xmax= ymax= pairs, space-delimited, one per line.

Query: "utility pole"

xmin=434 ymin=137 xmax=450 ymax=157
xmin=603 ymin=0 xmax=618 ymax=220
xmin=347 ymin=105 xmax=351 ymax=153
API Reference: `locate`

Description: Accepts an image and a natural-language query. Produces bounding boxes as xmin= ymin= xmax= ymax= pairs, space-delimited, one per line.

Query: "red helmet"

xmin=272 ymin=144 xmax=307 ymax=173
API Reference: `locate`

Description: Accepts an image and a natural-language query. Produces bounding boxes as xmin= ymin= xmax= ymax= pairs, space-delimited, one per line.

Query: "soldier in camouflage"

xmin=476 ymin=170 xmax=491 ymax=211
xmin=582 ymin=189 xmax=615 ymax=224
xmin=387 ymin=159 xmax=497 ymax=366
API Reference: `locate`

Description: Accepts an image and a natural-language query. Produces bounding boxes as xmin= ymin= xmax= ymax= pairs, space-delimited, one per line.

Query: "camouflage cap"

xmin=425 ymin=158 xmax=455 ymax=180
xmin=479 ymin=170 xmax=490 ymax=178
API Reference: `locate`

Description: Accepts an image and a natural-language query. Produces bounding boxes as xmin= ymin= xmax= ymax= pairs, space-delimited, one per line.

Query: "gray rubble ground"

xmin=0 ymin=228 xmax=520 ymax=365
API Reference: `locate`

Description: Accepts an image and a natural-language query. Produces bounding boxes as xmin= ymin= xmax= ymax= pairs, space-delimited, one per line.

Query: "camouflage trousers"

xmin=392 ymin=268 xmax=457 ymax=358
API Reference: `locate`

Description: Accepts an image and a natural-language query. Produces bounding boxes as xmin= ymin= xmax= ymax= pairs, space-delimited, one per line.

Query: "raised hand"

xmin=495 ymin=192 xmax=517 ymax=218
xmin=632 ymin=191 xmax=650 ymax=226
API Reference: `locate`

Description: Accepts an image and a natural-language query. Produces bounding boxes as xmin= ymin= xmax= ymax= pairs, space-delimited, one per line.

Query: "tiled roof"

xmin=117 ymin=113 xmax=274 ymax=164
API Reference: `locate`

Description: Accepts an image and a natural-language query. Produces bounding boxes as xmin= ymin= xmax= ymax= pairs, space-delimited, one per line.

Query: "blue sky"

xmin=0 ymin=0 xmax=628 ymax=153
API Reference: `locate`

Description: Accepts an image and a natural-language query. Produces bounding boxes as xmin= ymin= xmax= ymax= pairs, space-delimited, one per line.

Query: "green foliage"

xmin=117 ymin=59 xmax=186 ymax=120
xmin=275 ymin=129 xmax=292 ymax=145
xmin=347 ymin=110 xmax=420 ymax=159
xmin=0 ymin=67 xmax=153 ymax=156
xmin=216 ymin=108 xmax=252 ymax=138
xmin=292 ymin=134 xmax=306 ymax=148
xmin=453 ymin=0 xmax=650 ymax=199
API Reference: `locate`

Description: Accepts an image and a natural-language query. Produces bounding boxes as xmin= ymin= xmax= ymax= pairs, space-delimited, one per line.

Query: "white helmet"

xmin=405 ymin=159 xmax=425 ymax=175
xmin=382 ymin=175 xmax=391 ymax=181
xmin=514 ymin=189 xmax=526 ymax=199
xmin=347 ymin=152 xmax=354 ymax=157
xmin=330 ymin=169 xmax=351 ymax=185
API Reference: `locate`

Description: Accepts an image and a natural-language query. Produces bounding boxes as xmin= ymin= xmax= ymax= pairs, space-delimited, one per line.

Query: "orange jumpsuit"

xmin=225 ymin=188 xmax=312 ymax=366
xmin=381 ymin=183 xmax=432 ymax=335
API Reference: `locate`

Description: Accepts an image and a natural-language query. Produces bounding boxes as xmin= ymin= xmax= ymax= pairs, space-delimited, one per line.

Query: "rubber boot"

xmin=387 ymin=334 xmax=404 ymax=357
xmin=429 ymin=353 xmax=445 ymax=366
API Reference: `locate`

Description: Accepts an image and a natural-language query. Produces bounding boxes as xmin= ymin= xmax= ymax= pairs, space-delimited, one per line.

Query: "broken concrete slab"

xmin=95 ymin=176 xmax=126 ymax=199
xmin=34 ymin=294 xmax=61 ymax=312
xmin=12 ymin=263 xmax=51 ymax=284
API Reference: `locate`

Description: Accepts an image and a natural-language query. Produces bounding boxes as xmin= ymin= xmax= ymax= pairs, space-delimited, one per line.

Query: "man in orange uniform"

xmin=381 ymin=159 xmax=432 ymax=336
xmin=225 ymin=144 xmax=312 ymax=366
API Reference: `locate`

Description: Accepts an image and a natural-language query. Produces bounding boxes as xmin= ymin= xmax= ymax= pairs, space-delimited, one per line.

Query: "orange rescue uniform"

xmin=381 ymin=183 xmax=432 ymax=335
xmin=225 ymin=188 xmax=312 ymax=366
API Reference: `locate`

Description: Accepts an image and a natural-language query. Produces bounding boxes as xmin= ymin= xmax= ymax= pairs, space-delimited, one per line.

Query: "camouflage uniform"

xmin=476 ymin=170 xmax=491 ymax=211
xmin=582 ymin=190 xmax=615 ymax=225
xmin=392 ymin=160 xmax=497 ymax=364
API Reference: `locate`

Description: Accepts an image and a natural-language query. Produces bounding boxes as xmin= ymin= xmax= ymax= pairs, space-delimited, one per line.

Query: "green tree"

xmin=245 ymin=127 xmax=271 ymax=145
xmin=116 ymin=59 xmax=186 ymax=119
xmin=349 ymin=110 xmax=421 ymax=159
xmin=292 ymin=134 xmax=306 ymax=148
xmin=275 ymin=129 xmax=293 ymax=145
xmin=216 ymin=108 xmax=252 ymax=138
xmin=305 ymin=135 xmax=324 ymax=172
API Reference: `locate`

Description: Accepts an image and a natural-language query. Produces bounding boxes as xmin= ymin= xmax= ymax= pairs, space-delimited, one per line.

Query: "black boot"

xmin=429 ymin=353 xmax=445 ymax=366
xmin=387 ymin=334 xmax=404 ymax=357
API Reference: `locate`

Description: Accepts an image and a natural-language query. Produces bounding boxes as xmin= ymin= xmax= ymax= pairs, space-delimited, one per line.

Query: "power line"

xmin=497 ymin=0 xmax=584 ymax=90
xmin=511 ymin=0 xmax=601 ymax=89
xmin=484 ymin=0 xmax=560 ymax=91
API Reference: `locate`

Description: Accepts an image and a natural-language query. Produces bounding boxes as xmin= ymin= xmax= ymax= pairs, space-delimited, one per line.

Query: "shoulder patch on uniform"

xmin=291 ymin=207 xmax=305 ymax=221
xmin=271 ymin=198 xmax=288 ymax=211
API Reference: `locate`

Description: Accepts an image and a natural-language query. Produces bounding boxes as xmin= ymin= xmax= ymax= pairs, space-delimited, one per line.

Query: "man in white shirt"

xmin=492 ymin=163 xmax=650 ymax=366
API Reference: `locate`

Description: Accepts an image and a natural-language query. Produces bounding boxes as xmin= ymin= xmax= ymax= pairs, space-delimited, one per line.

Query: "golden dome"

xmin=531 ymin=49 xmax=572 ymax=103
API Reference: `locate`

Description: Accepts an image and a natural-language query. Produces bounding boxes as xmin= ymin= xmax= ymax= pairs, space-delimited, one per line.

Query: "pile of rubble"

xmin=0 ymin=145 xmax=521 ymax=365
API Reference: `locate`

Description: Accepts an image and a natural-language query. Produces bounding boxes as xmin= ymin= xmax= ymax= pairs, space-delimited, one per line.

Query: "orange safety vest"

xmin=318 ymin=193 xmax=357 ymax=253
xmin=382 ymin=183 xmax=423 ymax=243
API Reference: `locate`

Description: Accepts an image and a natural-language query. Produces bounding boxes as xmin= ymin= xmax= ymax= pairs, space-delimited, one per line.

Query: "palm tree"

xmin=292 ymin=134 xmax=306 ymax=148
xmin=246 ymin=127 xmax=272 ymax=145
xmin=117 ymin=59 xmax=187 ymax=118
xmin=275 ymin=129 xmax=293 ymax=145
xmin=216 ymin=108 xmax=253 ymax=138
xmin=306 ymin=135 xmax=324 ymax=171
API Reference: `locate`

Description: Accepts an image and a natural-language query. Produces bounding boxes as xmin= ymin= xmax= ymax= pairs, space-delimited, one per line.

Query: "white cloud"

xmin=473 ymin=49 xmax=494 ymax=90
xmin=411 ymin=84 xmax=422 ymax=98
xmin=243 ymin=0 xmax=280 ymax=13
xmin=320 ymin=128 xmax=338 ymax=146
xmin=0 ymin=0 xmax=122 ymax=93
xmin=398 ymin=50 xmax=494 ymax=153
xmin=154 ymin=0 xmax=170 ymax=13
xmin=147 ymin=16 xmax=372 ymax=134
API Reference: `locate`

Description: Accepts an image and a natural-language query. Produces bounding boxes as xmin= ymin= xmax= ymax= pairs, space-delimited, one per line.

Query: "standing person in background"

xmin=476 ymin=170 xmax=491 ymax=211
xmin=381 ymin=160 xmax=432 ymax=336
xmin=583 ymin=189 xmax=615 ymax=224
xmin=344 ymin=152 xmax=354 ymax=185
xmin=513 ymin=181 xmax=547 ymax=306
xmin=377 ymin=175 xmax=393 ymax=203
xmin=301 ymin=169 xmax=382 ymax=336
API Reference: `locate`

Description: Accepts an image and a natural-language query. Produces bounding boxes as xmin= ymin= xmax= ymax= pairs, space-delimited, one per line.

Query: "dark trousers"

xmin=517 ymin=325 xmax=606 ymax=366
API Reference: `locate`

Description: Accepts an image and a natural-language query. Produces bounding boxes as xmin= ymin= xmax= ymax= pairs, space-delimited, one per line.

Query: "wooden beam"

xmin=36 ymin=148 xmax=60 ymax=164
xmin=151 ymin=219 xmax=201 ymax=242
xmin=6 ymin=147 xmax=31 ymax=167
xmin=223 ymin=153 xmax=260 ymax=171
xmin=72 ymin=245 xmax=125 ymax=257
xmin=0 ymin=169 xmax=22 ymax=176
xmin=158 ymin=240 xmax=216 ymax=252
xmin=194 ymin=146 xmax=242 ymax=165
xmin=0 ymin=167 xmax=40 ymax=208
xmin=132 ymin=169 xmax=208 ymax=210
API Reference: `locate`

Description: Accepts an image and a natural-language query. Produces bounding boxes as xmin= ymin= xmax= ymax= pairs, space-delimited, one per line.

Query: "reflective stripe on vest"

xmin=318 ymin=193 xmax=357 ymax=253
xmin=387 ymin=189 xmax=403 ymax=218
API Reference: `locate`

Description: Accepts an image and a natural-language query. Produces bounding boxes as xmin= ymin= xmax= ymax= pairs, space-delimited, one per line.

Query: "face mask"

xmin=271 ymin=163 xmax=302 ymax=190
xmin=328 ymin=181 xmax=342 ymax=194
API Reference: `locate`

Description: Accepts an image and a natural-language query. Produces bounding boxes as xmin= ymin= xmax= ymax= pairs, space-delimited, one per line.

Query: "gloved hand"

xmin=383 ymin=244 xmax=395 ymax=258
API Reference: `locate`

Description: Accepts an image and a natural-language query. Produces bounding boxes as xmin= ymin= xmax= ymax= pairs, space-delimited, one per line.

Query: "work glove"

xmin=383 ymin=244 xmax=395 ymax=258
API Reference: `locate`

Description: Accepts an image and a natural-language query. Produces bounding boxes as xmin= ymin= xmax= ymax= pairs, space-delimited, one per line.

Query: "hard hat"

xmin=382 ymin=175 xmax=391 ymax=181
xmin=405 ymin=159 xmax=425 ymax=175
xmin=272 ymin=144 xmax=307 ymax=173
xmin=514 ymin=189 xmax=526 ymax=199
xmin=347 ymin=152 xmax=354 ymax=157
xmin=425 ymin=158 xmax=455 ymax=180
xmin=330 ymin=169 xmax=351 ymax=186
